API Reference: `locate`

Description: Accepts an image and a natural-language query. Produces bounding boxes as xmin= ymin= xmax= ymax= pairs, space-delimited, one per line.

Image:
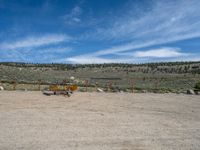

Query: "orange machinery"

xmin=43 ymin=84 xmax=78 ymax=97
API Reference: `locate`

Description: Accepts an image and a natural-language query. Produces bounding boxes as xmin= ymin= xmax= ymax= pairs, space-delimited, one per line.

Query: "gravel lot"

xmin=0 ymin=91 xmax=200 ymax=150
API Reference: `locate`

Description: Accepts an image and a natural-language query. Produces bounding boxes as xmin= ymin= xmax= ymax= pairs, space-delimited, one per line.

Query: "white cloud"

xmin=0 ymin=34 xmax=71 ymax=50
xmin=63 ymin=56 xmax=135 ymax=64
xmin=64 ymin=53 xmax=199 ymax=64
xmin=134 ymin=48 xmax=188 ymax=58
xmin=65 ymin=56 xmax=114 ymax=64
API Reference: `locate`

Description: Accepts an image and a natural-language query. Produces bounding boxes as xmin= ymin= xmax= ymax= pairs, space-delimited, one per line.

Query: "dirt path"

xmin=0 ymin=91 xmax=200 ymax=150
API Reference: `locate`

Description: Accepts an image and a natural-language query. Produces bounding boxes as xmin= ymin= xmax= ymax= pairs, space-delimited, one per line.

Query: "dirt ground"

xmin=0 ymin=91 xmax=200 ymax=150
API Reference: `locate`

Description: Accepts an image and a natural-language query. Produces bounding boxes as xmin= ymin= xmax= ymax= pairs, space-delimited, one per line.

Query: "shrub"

xmin=195 ymin=81 xmax=200 ymax=90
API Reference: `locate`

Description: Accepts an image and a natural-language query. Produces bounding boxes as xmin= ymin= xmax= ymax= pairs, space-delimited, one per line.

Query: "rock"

xmin=141 ymin=90 xmax=147 ymax=93
xmin=0 ymin=86 xmax=4 ymax=90
xmin=97 ymin=88 xmax=104 ymax=92
xmin=74 ymin=79 xmax=79 ymax=83
xmin=70 ymin=76 xmax=75 ymax=80
xmin=194 ymin=90 xmax=199 ymax=95
xmin=187 ymin=89 xmax=195 ymax=95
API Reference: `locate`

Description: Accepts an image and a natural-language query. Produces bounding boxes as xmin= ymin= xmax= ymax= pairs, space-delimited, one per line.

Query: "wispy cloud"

xmin=37 ymin=46 xmax=72 ymax=54
xmin=0 ymin=34 xmax=73 ymax=62
xmin=0 ymin=46 xmax=72 ymax=63
xmin=65 ymin=47 xmax=192 ymax=64
xmin=0 ymin=34 xmax=71 ymax=50
xmin=63 ymin=6 xmax=82 ymax=25
xmin=68 ymin=0 xmax=200 ymax=63
xmin=28 ymin=46 xmax=72 ymax=63
xmin=85 ymin=0 xmax=200 ymax=42
xmin=89 ymin=32 xmax=200 ymax=57
xmin=0 ymin=49 xmax=27 ymax=62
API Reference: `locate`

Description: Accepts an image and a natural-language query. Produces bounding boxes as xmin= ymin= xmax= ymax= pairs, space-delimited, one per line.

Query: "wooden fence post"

xmin=155 ymin=79 xmax=160 ymax=89
xmin=38 ymin=79 xmax=41 ymax=91
xmin=63 ymin=79 xmax=67 ymax=84
xmin=85 ymin=80 xmax=88 ymax=92
xmin=109 ymin=81 xmax=113 ymax=92
xmin=130 ymin=79 xmax=134 ymax=93
xmin=95 ymin=82 xmax=98 ymax=92
xmin=12 ymin=80 xmax=17 ymax=90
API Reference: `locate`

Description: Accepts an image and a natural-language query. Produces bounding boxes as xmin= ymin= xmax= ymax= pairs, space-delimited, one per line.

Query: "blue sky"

xmin=0 ymin=0 xmax=200 ymax=64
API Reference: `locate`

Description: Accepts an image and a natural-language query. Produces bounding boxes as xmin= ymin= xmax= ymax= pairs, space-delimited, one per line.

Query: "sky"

xmin=0 ymin=0 xmax=200 ymax=64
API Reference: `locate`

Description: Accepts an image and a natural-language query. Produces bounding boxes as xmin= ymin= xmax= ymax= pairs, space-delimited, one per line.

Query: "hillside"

xmin=0 ymin=61 xmax=200 ymax=92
